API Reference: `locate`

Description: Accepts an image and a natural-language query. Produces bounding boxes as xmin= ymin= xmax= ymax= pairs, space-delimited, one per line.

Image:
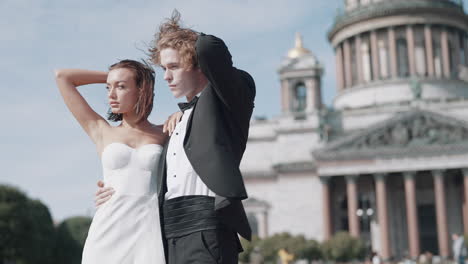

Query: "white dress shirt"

xmin=165 ymin=103 xmax=216 ymax=200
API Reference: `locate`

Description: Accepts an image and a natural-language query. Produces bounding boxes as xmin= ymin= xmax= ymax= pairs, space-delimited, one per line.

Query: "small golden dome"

xmin=287 ymin=32 xmax=311 ymax=59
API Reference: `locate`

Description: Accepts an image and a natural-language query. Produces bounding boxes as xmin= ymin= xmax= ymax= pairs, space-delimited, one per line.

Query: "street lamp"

xmin=357 ymin=203 xmax=374 ymax=247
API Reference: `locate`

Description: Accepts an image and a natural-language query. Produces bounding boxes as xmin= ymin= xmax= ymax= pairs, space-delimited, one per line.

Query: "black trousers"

xmin=166 ymin=228 xmax=241 ymax=264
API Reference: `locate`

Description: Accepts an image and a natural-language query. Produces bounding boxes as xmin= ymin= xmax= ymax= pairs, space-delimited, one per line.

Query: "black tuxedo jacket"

xmin=156 ymin=33 xmax=256 ymax=240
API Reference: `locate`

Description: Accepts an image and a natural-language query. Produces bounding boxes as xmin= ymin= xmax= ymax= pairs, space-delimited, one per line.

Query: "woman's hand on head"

xmin=163 ymin=111 xmax=183 ymax=136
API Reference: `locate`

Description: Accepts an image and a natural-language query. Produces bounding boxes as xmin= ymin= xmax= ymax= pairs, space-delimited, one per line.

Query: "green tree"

xmin=296 ymin=239 xmax=322 ymax=261
xmin=23 ymin=199 xmax=56 ymax=264
xmin=254 ymin=233 xmax=322 ymax=263
xmin=53 ymin=216 xmax=92 ymax=264
xmin=0 ymin=184 xmax=55 ymax=264
xmin=257 ymin=232 xmax=293 ymax=262
xmin=239 ymin=236 xmax=260 ymax=263
xmin=321 ymin=231 xmax=366 ymax=262
xmin=0 ymin=184 xmax=30 ymax=263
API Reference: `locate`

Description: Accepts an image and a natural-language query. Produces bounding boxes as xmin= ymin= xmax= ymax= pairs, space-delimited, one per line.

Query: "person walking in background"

xmin=453 ymin=233 xmax=467 ymax=264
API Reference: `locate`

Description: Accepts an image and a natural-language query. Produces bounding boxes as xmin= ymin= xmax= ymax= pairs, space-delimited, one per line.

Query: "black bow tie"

xmin=178 ymin=96 xmax=199 ymax=112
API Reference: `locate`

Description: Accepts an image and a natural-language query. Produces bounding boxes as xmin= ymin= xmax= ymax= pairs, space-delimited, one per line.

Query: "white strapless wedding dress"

xmin=82 ymin=143 xmax=166 ymax=264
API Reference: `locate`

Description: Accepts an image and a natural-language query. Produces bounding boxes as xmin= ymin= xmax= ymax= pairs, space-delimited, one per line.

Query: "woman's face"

xmin=106 ymin=68 xmax=139 ymax=115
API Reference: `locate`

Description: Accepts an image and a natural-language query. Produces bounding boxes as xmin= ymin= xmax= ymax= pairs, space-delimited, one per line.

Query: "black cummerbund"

xmin=163 ymin=195 xmax=222 ymax=239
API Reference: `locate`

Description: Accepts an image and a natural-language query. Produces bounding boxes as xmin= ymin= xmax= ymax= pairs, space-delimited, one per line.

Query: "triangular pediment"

xmin=278 ymin=54 xmax=321 ymax=72
xmin=314 ymin=110 xmax=468 ymax=161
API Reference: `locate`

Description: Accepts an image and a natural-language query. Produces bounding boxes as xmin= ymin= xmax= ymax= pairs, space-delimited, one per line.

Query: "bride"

xmin=55 ymin=60 xmax=171 ymax=263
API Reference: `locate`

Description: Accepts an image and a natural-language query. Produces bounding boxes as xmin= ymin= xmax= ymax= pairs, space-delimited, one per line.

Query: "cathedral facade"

xmin=241 ymin=0 xmax=468 ymax=260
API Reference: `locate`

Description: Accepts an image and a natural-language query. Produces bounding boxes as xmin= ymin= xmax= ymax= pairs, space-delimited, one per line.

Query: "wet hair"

xmin=148 ymin=9 xmax=198 ymax=69
xmin=106 ymin=59 xmax=155 ymax=122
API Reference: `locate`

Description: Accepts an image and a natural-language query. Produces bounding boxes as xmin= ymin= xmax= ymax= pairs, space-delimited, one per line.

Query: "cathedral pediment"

xmin=314 ymin=110 xmax=468 ymax=161
xmin=273 ymin=161 xmax=316 ymax=173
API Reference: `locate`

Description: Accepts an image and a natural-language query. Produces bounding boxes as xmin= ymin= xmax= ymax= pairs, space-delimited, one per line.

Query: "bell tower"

xmin=278 ymin=33 xmax=324 ymax=116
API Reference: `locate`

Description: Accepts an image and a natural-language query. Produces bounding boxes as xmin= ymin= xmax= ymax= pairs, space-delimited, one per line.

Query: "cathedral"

xmin=241 ymin=0 xmax=468 ymax=260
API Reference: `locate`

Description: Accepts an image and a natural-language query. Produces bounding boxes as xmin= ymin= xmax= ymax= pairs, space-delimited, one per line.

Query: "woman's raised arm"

xmin=54 ymin=69 xmax=109 ymax=144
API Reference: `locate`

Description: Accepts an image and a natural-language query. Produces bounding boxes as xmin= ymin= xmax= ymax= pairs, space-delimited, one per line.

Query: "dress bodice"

xmin=101 ymin=143 xmax=163 ymax=196
xmin=83 ymin=142 xmax=166 ymax=264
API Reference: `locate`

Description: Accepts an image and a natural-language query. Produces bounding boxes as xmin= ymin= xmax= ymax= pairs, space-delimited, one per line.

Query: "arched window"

xmin=448 ymin=41 xmax=455 ymax=77
xmin=448 ymin=29 xmax=459 ymax=78
xmin=247 ymin=213 xmax=259 ymax=237
xmin=244 ymin=198 xmax=270 ymax=238
xmin=293 ymin=83 xmax=307 ymax=112
xmin=459 ymin=32 xmax=466 ymax=66
xmin=397 ymin=38 xmax=410 ymax=77
xmin=432 ymin=29 xmax=443 ymax=78
xmin=414 ymin=26 xmax=427 ymax=76
xmin=434 ymin=43 xmax=443 ymax=77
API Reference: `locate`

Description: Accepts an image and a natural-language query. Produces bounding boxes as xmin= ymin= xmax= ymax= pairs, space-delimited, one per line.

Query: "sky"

xmin=2 ymin=0 xmax=467 ymax=222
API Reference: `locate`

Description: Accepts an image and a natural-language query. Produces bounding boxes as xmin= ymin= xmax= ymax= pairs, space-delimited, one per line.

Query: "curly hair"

xmin=107 ymin=59 xmax=155 ymax=123
xmin=148 ymin=10 xmax=198 ymax=69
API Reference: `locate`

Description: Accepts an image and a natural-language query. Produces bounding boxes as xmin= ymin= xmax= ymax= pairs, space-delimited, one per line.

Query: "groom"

xmin=96 ymin=11 xmax=255 ymax=264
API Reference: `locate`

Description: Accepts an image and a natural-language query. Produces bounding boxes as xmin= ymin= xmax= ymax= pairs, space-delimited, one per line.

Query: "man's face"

xmin=160 ymin=48 xmax=201 ymax=99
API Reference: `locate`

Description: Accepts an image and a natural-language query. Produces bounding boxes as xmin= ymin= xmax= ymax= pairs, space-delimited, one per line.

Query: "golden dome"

xmin=287 ymin=32 xmax=311 ymax=59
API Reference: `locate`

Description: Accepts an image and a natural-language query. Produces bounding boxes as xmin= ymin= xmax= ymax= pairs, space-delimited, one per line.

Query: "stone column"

xmin=388 ymin=27 xmax=398 ymax=78
xmin=374 ymin=173 xmax=391 ymax=260
xmin=406 ymin=25 xmax=416 ymax=76
xmin=433 ymin=170 xmax=450 ymax=258
xmin=425 ymin=25 xmax=435 ymax=76
xmin=344 ymin=39 xmax=353 ymax=87
xmin=281 ymin=79 xmax=290 ymax=113
xmin=441 ymin=27 xmax=451 ymax=78
xmin=370 ymin=30 xmax=380 ymax=81
xmin=462 ymin=169 xmax=468 ymax=234
xmin=465 ymin=34 xmax=468 ymax=67
xmin=362 ymin=42 xmax=372 ymax=82
xmin=403 ymin=172 xmax=420 ymax=259
xmin=305 ymin=78 xmax=317 ymax=112
xmin=356 ymin=34 xmax=364 ymax=84
xmin=321 ymin=177 xmax=333 ymax=240
xmin=336 ymin=44 xmax=345 ymax=91
xmin=257 ymin=211 xmax=268 ymax=239
xmin=347 ymin=175 xmax=360 ymax=237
